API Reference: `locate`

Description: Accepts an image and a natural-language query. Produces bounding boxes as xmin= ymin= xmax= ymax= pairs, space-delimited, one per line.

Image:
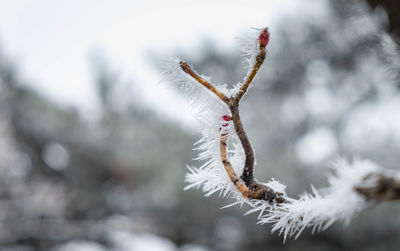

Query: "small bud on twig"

xmin=222 ymin=115 xmax=232 ymax=121
xmin=259 ymin=28 xmax=270 ymax=49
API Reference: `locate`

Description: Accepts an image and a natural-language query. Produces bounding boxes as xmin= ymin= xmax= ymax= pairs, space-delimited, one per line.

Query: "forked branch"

xmin=179 ymin=28 xmax=284 ymax=203
xmin=176 ymin=26 xmax=400 ymax=239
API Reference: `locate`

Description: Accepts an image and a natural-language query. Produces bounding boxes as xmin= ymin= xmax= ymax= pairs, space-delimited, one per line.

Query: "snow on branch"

xmin=163 ymin=27 xmax=400 ymax=240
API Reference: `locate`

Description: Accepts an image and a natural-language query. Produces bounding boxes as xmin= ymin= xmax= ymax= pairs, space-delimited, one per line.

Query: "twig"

xmin=235 ymin=49 xmax=266 ymax=101
xmin=219 ymin=119 xmax=285 ymax=203
xmin=235 ymin=27 xmax=269 ymax=101
xmin=219 ymin=126 xmax=248 ymax=196
xmin=228 ymin=101 xmax=256 ymax=186
xmin=231 ymin=28 xmax=269 ymax=185
xmin=179 ymin=61 xmax=228 ymax=101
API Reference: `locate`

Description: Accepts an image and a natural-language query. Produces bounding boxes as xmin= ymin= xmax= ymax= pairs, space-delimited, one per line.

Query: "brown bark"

xmin=219 ymin=132 xmax=248 ymax=196
xmin=355 ymin=173 xmax=400 ymax=201
xmin=235 ymin=50 xmax=266 ymax=101
xmin=219 ymin=127 xmax=286 ymax=203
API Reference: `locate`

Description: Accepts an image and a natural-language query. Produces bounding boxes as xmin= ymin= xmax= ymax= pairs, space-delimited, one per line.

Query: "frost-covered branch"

xmin=164 ymin=27 xmax=400 ymax=240
xmin=355 ymin=172 xmax=400 ymax=202
xmin=235 ymin=28 xmax=269 ymax=101
xmin=179 ymin=61 xmax=228 ymax=101
xmin=177 ymin=28 xmax=283 ymax=202
xmin=218 ymin=114 xmax=286 ymax=202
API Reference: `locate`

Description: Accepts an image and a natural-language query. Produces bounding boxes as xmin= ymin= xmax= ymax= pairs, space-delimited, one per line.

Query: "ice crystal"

xmin=258 ymin=159 xmax=381 ymax=240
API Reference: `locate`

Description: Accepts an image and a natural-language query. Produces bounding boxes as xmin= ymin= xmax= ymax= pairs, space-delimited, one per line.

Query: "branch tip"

xmin=235 ymin=47 xmax=267 ymax=101
xmin=179 ymin=61 xmax=227 ymax=101
xmin=259 ymin=27 xmax=270 ymax=49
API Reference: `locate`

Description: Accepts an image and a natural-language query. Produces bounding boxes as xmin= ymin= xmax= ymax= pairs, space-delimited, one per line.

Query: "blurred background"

xmin=0 ymin=0 xmax=400 ymax=250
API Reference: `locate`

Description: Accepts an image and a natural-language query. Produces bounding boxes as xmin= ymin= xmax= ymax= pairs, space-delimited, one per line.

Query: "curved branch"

xmin=228 ymin=100 xmax=255 ymax=186
xmin=219 ymin=130 xmax=248 ymax=196
xmin=229 ymin=49 xmax=266 ymax=185
xmin=219 ymin=118 xmax=286 ymax=203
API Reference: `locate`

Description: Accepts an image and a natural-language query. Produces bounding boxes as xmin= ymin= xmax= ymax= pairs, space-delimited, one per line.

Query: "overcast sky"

xmin=0 ymin=0 xmax=327 ymax=122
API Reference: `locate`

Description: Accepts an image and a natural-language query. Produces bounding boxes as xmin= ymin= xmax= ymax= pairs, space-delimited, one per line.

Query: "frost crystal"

xmin=239 ymin=28 xmax=264 ymax=70
xmin=258 ymin=159 xmax=380 ymax=240
xmin=163 ymin=57 xmax=238 ymax=195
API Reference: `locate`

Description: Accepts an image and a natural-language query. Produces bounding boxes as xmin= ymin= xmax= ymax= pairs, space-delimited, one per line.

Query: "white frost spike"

xmin=258 ymin=159 xmax=381 ymax=241
xmin=163 ymin=57 xmax=241 ymax=198
xmin=162 ymin=58 xmax=229 ymax=123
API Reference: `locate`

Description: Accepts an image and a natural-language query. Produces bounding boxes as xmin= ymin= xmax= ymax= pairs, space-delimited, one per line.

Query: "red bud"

xmin=222 ymin=115 xmax=232 ymax=121
xmin=259 ymin=28 xmax=270 ymax=48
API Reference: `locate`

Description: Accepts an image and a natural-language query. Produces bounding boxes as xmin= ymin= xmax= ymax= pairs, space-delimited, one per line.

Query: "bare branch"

xmin=179 ymin=28 xmax=280 ymax=203
xmin=235 ymin=49 xmax=266 ymax=101
xmin=235 ymin=27 xmax=270 ymax=101
xmin=228 ymin=101 xmax=256 ymax=186
xmin=219 ymin=121 xmax=286 ymax=203
xmin=219 ymin=128 xmax=248 ymax=196
xmin=179 ymin=61 xmax=228 ymax=101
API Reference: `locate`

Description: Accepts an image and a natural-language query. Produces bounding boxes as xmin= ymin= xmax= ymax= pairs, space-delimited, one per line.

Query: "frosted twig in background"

xmin=164 ymin=27 xmax=400 ymax=240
